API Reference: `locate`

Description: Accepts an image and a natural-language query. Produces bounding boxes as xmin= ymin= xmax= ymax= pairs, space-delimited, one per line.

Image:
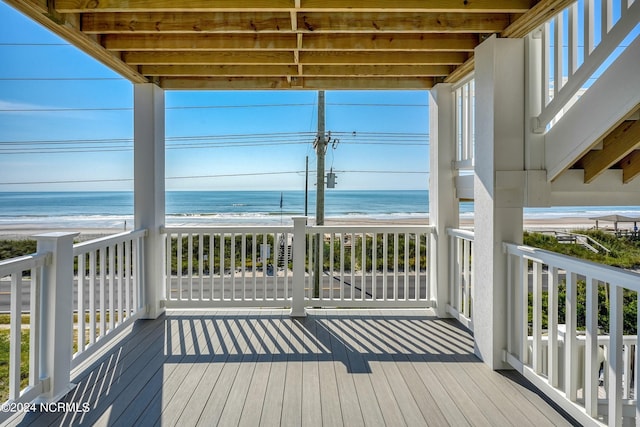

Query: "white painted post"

xmin=473 ymin=36 xmax=525 ymax=369
xmin=35 ymin=232 xmax=78 ymax=401
xmin=134 ymin=83 xmax=166 ymax=319
xmin=429 ymin=83 xmax=459 ymax=317
xmin=290 ymin=216 xmax=307 ymax=318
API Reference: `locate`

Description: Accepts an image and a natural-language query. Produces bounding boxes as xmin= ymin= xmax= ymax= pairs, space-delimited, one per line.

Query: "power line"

xmin=0 ymin=169 xmax=427 ymax=185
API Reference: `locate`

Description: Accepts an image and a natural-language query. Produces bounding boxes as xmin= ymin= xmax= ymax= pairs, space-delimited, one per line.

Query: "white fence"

xmin=0 ymin=230 xmax=146 ymax=419
xmin=0 ymin=251 xmax=50 ymax=406
xmin=504 ymin=242 xmax=640 ymax=426
xmin=71 ymin=229 xmax=147 ymax=367
xmin=163 ymin=220 xmax=434 ymax=309
xmin=446 ymin=228 xmax=474 ymax=330
xmin=163 ymin=225 xmax=294 ymax=308
xmin=306 ymin=225 xmax=433 ymax=308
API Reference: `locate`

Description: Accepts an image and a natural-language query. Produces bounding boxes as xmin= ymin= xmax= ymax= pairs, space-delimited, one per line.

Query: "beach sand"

xmin=0 ymin=215 xmax=602 ymax=240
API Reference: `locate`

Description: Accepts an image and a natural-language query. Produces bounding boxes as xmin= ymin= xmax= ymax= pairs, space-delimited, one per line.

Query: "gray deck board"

xmin=5 ymin=309 xmax=576 ymax=427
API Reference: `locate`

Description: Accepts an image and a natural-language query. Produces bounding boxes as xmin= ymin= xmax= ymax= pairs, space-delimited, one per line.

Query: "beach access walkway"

xmin=6 ymin=309 xmax=575 ymax=426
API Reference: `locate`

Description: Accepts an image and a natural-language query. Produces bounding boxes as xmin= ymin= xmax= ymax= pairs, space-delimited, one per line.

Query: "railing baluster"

xmin=340 ymin=232 xmax=345 ymax=301
xmin=329 ymin=233 xmax=342 ymax=300
xmin=554 ymin=14 xmax=563 ymax=95
xmin=609 ymin=283 xmax=623 ymax=426
xmin=78 ymin=254 xmax=86 ymax=353
xmin=350 ymin=232 xmax=355 ymax=300
xmin=361 ymin=232 xmax=366 ymax=300
xmin=585 ymin=0 xmax=595 ymax=56
xmin=519 ymin=257 xmax=528 ymax=365
xmin=548 ymin=266 xmax=559 ymax=388
xmin=230 ymin=233 xmax=236 ymax=300
xmin=241 ymin=233 xmax=247 ymax=300
xmin=463 ymin=239 xmax=471 ymax=318
xmin=262 ymin=233 xmax=268 ymax=300
xmin=404 ymin=233 xmax=409 ymax=300
xmin=187 ymin=233 xmax=193 ymax=300
xmin=89 ymin=250 xmax=96 ymax=344
xmin=568 ymin=2 xmax=578 ymax=75
xmin=29 ymin=266 xmax=41 ymax=386
xmin=177 ymin=233 xmax=183 ymax=300
xmin=109 ymin=244 xmax=116 ymax=331
xmin=585 ymin=276 xmax=598 ymax=417
xmin=393 ymin=232 xmax=399 ymax=300
xmin=165 ymin=233 xmax=172 ymax=300
xmin=532 ymin=261 xmax=542 ymax=374
xmin=125 ymin=239 xmax=131 ymax=315
xmin=117 ymin=242 xmax=123 ymax=325
xmin=565 ymin=271 xmax=578 ymax=401
xmin=99 ymin=248 xmax=106 ymax=337
xmin=199 ymin=233 xmax=204 ymax=300
xmin=252 ymin=232 xmax=257 ymax=300
xmin=9 ymin=272 xmax=21 ymax=401
xmin=602 ymin=0 xmax=613 ymax=35
xmin=383 ymin=233 xmax=388 ymax=301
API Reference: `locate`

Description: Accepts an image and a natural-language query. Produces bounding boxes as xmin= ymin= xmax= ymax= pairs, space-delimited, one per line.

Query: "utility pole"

xmin=304 ymin=155 xmax=309 ymax=216
xmin=313 ymin=90 xmax=327 ymax=298
xmin=315 ymin=90 xmax=326 ymax=226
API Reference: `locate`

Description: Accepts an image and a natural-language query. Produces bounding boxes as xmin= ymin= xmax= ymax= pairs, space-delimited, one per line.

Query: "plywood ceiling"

xmin=6 ymin=0 xmax=574 ymax=90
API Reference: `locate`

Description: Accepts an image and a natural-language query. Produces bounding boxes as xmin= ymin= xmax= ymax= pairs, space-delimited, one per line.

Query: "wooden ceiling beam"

xmin=82 ymin=12 xmax=293 ymax=34
xmin=56 ymin=0 xmax=532 ymax=13
xmin=102 ymin=33 xmax=479 ymax=52
xmin=299 ymin=51 xmax=468 ymax=65
xmin=621 ymin=150 xmax=640 ymax=184
xmin=301 ymin=33 xmax=478 ymax=51
xmin=83 ymin=12 xmax=514 ymax=34
xmin=123 ymin=51 xmax=295 ymax=65
xmin=159 ymin=76 xmax=434 ymax=90
xmin=582 ymin=119 xmax=640 ymax=183
xmin=303 ymin=64 xmax=453 ymax=77
xmin=102 ymin=34 xmax=297 ymax=51
xmin=56 ymin=0 xmax=296 ymax=13
xmin=303 ymin=77 xmax=434 ymax=89
xmin=139 ymin=64 xmax=298 ymax=76
xmin=139 ymin=63 xmax=452 ymax=78
xmin=297 ymin=12 xmax=513 ymax=33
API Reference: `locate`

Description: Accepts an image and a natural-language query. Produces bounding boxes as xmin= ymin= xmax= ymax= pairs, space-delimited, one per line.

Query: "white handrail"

xmin=504 ymin=241 xmax=640 ymax=425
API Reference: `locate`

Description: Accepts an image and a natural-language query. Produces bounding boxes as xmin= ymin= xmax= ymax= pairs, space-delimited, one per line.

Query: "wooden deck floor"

xmin=8 ymin=309 xmax=576 ymax=426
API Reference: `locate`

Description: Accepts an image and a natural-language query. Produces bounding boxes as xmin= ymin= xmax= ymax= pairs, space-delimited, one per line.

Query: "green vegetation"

xmin=523 ymin=229 xmax=640 ymax=269
xmin=0 ymin=330 xmax=29 ymax=403
xmin=524 ymin=230 xmax=639 ymax=335
xmin=0 ymin=240 xmax=36 ymax=260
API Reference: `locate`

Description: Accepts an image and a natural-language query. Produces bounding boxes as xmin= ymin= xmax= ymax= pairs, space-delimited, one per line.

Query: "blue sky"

xmin=0 ymin=2 xmax=430 ymax=192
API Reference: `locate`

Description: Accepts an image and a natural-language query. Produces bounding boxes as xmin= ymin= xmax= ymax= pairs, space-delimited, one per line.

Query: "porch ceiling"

xmin=6 ymin=0 xmax=573 ymax=90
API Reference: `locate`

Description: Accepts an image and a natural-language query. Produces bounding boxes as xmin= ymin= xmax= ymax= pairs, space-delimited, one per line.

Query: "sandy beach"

xmin=0 ymin=215 xmax=603 ymax=241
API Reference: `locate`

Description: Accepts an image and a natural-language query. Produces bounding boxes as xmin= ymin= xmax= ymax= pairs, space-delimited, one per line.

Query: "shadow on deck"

xmin=8 ymin=309 xmax=578 ymax=426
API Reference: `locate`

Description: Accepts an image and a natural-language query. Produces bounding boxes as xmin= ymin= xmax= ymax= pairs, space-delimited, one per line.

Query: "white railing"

xmin=306 ymin=225 xmax=434 ymax=308
xmin=454 ymin=77 xmax=475 ymax=169
xmin=533 ymin=0 xmax=640 ymax=132
xmin=0 ymin=230 xmax=147 ymax=420
xmin=163 ymin=221 xmax=435 ymax=309
xmin=0 ymin=252 xmax=50 ymax=406
xmin=71 ymin=229 xmax=147 ymax=367
xmin=446 ymin=228 xmax=474 ymax=330
xmin=504 ymin=242 xmax=640 ymax=426
xmin=163 ymin=226 xmax=294 ymax=308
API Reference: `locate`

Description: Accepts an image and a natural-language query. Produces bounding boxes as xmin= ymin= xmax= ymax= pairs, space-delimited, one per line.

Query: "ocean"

xmin=0 ymin=191 xmax=638 ymax=228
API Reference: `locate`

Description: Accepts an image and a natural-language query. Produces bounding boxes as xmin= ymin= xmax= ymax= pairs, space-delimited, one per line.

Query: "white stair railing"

xmin=533 ymin=0 xmax=640 ymax=132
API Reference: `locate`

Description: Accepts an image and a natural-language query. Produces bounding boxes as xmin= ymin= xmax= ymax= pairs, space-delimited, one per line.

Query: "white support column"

xmin=290 ymin=216 xmax=308 ymax=318
xmin=35 ymin=232 xmax=78 ymax=402
xmin=429 ymin=84 xmax=459 ymax=317
xmin=473 ymin=36 xmax=525 ymax=369
xmin=134 ymin=83 xmax=165 ymax=319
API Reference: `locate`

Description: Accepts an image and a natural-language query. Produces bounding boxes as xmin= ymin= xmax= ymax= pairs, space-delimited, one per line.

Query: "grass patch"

xmin=0 ymin=329 xmax=30 ymax=403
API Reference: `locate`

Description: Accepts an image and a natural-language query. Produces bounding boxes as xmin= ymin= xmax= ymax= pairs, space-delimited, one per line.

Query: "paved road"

xmin=0 ymin=272 xmax=429 ymax=312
